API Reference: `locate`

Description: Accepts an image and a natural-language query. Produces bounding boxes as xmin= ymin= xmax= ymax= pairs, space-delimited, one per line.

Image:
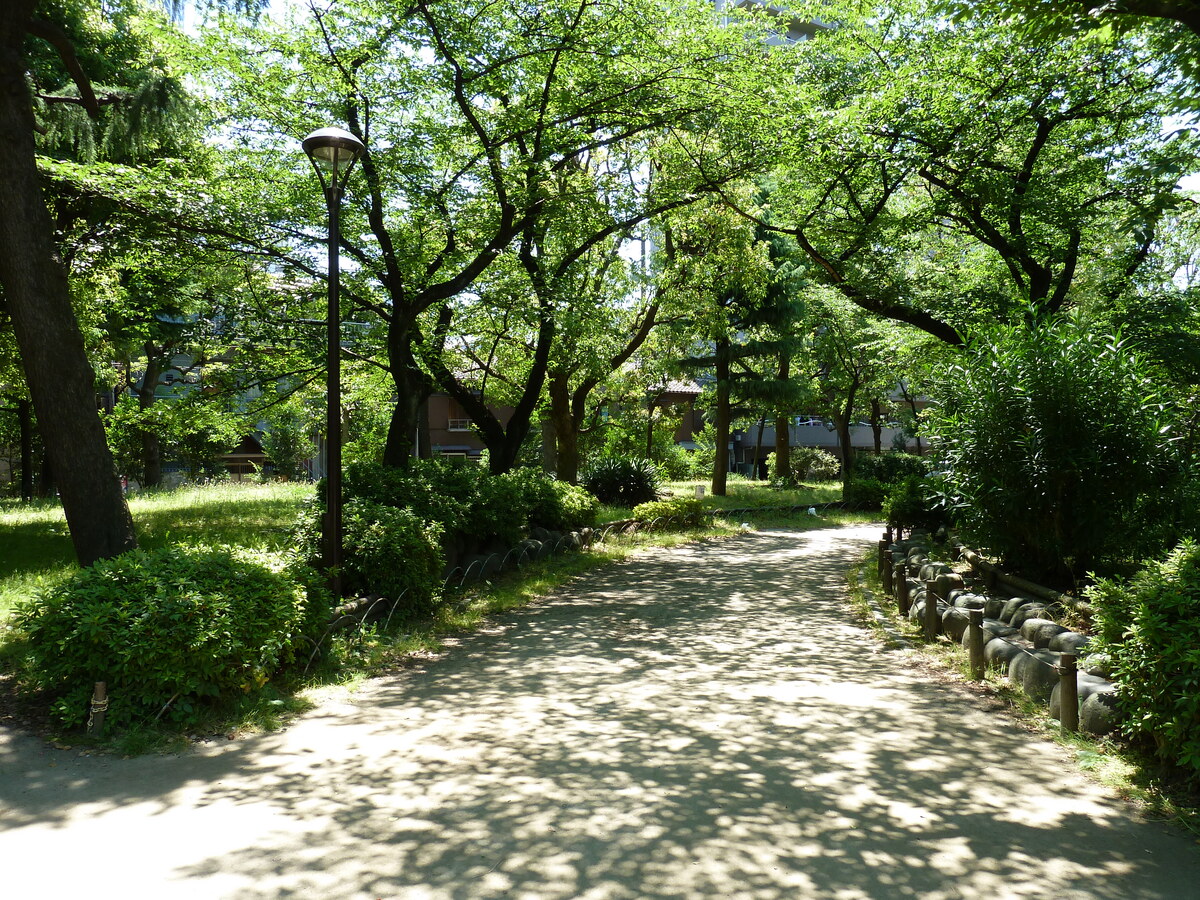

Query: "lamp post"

xmin=303 ymin=126 xmax=365 ymax=596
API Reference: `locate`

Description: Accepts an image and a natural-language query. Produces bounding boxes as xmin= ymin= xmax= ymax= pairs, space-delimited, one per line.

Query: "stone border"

xmin=878 ymin=532 xmax=1118 ymax=738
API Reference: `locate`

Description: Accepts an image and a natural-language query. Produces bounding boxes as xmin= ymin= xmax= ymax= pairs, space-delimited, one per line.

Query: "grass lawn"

xmin=0 ymin=482 xmax=314 ymax=620
xmin=1 ymin=477 xmax=850 ymax=621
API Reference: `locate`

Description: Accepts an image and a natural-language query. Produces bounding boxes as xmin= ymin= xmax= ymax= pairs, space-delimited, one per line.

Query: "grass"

xmin=0 ymin=482 xmax=314 ymax=619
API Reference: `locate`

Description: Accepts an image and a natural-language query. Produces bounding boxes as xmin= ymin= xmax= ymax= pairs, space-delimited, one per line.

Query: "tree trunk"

xmin=382 ymin=321 xmax=430 ymax=468
xmin=774 ymin=352 xmax=791 ymax=483
xmin=870 ymin=397 xmax=883 ymax=455
xmin=0 ymin=5 xmax=137 ymax=565
xmin=711 ymin=339 xmax=731 ymax=496
xmin=549 ymin=373 xmax=581 ymax=483
xmin=138 ymin=348 xmax=162 ymax=487
xmin=382 ymin=380 xmax=423 ymax=468
xmin=834 ymin=410 xmax=853 ymax=492
xmin=18 ymin=397 xmax=33 ymax=501
xmin=754 ymin=415 xmax=766 ymax=480
xmin=417 ymin=395 xmax=432 ymax=460
xmin=540 ymin=416 xmax=557 ymax=474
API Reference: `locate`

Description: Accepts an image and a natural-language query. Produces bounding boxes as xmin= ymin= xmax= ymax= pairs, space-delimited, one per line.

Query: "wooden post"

xmin=923 ymin=578 xmax=940 ymax=640
xmin=897 ymin=573 xmax=911 ymax=616
xmin=967 ymin=609 xmax=985 ymax=680
xmin=1059 ymin=653 xmax=1079 ymax=735
xmin=879 ymin=539 xmax=893 ymax=594
xmin=88 ymin=681 xmax=107 ymax=736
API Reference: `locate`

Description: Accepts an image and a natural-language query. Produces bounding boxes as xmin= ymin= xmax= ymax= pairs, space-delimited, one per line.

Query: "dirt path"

xmin=2 ymin=525 xmax=1199 ymax=899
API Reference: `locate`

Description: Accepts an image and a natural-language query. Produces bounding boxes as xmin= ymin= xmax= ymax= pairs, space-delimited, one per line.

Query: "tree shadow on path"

xmin=1 ymin=525 xmax=1198 ymax=899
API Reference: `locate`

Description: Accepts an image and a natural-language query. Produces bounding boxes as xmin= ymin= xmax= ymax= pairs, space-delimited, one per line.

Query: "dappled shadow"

xmin=2 ymin=525 xmax=1198 ymax=898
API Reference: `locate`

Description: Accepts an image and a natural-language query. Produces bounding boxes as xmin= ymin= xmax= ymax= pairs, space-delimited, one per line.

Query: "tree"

xmin=167 ymin=0 xmax=783 ymax=474
xmin=0 ymin=0 xmax=136 ymax=564
xmin=733 ymin=0 xmax=1196 ymax=346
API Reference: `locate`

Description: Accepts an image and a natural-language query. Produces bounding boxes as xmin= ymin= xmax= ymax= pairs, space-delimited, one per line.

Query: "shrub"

xmin=883 ymin=475 xmax=945 ymax=534
xmin=631 ymin=497 xmax=706 ymax=527
xmin=12 ymin=546 xmax=328 ymax=731
xmin=923 ymin=320 xmax=1171 ymax=582
xmin=789 ymin=447 xmax=840 ymax=482
xmin=582 ymin=457 xmax=661 ymax=507
xmin=843 ymin=477 xmax=887 ymax=509
xmin=853 ymin=451 xmax=929 ymax=486
xmin=548 ymin=480 xmax=601 ymax=531
xmin=1088 ymin=540 xmax=1200 ymax=781
xmin=340 ymin=499 xmax=445 ymax=615
xmin=341 ymin=460 xmax=472 ymax=538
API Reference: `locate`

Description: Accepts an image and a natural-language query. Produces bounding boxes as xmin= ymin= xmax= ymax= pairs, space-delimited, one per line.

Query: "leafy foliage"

xmin=923 ymin=320 xmax=1171 ymax=582
xmin=853 ymin=451 xmax=930 ymax=486
xmin=631 ymin=497 xmax=705 ymax=527
xmin=582 ymin=457 xmax=661 ymax=507
xmin=12 ymin=546 xmax=328 ymax=730
xmin=882 ymin=475 xmax=946 ymax=534
xmin=1089 ymin=540 xmax=1200 ymax=781
xmin=340 ymin=500 xmax=444 ymax=616
xmin=843 ymin=478 xmax=888 ymax=509
xmin=785 ymin=447 xmax=841 ymax=482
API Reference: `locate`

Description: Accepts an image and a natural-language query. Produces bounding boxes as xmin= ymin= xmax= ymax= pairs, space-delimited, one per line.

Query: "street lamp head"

xmin=302 ymin=126 xmax=366 ymax=191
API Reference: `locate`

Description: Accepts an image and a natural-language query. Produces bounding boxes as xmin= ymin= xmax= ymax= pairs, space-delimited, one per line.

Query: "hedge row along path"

xmin=2 ymin=524 xmax=1200 ymax=898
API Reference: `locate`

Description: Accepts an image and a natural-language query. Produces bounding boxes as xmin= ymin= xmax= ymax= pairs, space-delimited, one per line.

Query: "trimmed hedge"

xmin=631 ymin=497 xmax=705 ymax=526
xmin=12 ymin=546 xmax=329 ymax=730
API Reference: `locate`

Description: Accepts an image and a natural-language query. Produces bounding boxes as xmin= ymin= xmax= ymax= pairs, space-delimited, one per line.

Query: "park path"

xmin=2 ymin=524 xmax=1200 ymax=899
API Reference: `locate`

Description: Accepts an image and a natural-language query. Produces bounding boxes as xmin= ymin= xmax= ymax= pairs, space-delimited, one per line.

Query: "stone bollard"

xmin=923 ymin=578 xmax=940 ymax=640
xmin=967 ymin=609 xmax=985 ymax=681
xmin=1059 ymin=653 xmax=1079 ymax=735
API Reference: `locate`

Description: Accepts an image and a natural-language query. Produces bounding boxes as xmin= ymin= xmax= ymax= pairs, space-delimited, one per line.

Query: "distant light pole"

xmin=303 ymin=126 xmax=365 ymax=596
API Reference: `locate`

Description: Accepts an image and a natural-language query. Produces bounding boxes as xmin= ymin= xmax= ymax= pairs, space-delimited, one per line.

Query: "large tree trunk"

xmin=711 ymin=339 xmax=731 ymax=497
xmin=18 ymin=397 xmax=33 ymax=501
xmin=0 ymin=4 xmax=137 ymax=565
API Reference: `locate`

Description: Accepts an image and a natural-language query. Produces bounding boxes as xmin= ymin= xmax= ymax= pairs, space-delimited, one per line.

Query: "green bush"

xmin=1088 ymin=540 xmax=1200 ymax=780
xmin=843 ymin=477 xmax=887 ymax=509
xmin=882 ymin=475 xmax=945 ymax=534
xmin=789 ymin=447 xmax=841 ymax=482
xmin=546 ymin=479 xmax=601 ymax=531
xmin=923 ymin=320 xmax=1172 ymax=582
xmin=582 ymin=457 xmax=661 ymax=507
xmin=340 ymin=499 xmax=445 ymax=615
xmin=853 ymin=451 xmax=929 ymax=486
xmin=12 ymin=546 xmax=328 ymax=731
xmin=631 ymin=497 xmax=706 ymax=526
xmin=341 ymin=460 xmax=473 ymax=538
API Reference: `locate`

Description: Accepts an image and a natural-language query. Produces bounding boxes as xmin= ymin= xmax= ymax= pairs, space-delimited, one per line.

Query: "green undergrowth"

xmin=852 ymin=546 xmax=1200 ymax=838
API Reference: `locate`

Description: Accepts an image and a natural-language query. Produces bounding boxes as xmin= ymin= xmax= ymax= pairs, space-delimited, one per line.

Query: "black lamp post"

xmin=303 ymin=126 xmax=365 ymax=596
